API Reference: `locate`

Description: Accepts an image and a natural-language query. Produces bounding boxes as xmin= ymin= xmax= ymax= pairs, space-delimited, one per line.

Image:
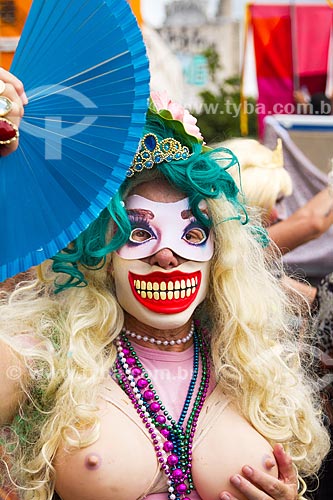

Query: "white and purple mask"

xmin=117 ymin=195 xmax=214 ymax=262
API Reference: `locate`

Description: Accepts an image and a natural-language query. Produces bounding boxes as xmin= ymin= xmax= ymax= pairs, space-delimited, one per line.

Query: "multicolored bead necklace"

xmin=113 ymin=321 xmax=211 ymax=500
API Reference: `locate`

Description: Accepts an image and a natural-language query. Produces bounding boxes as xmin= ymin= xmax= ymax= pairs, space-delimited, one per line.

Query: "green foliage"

xmin=202 ymin=45 xmax=223 ymax=83
xmin=191 ymin=47 xmax=258 ymax=145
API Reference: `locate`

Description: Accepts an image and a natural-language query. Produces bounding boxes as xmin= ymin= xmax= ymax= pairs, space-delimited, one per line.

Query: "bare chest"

xmin=54 ymin=385 xmax=277 ymax=500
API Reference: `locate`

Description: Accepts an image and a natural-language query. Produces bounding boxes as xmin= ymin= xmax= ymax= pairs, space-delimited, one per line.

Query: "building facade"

xmin=158 ymin=0 xmax=242 ymax=107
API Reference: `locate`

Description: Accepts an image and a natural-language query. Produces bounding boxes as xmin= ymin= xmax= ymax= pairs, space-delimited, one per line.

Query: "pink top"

xmin=132 ymin=340 xmax=216 ymax=500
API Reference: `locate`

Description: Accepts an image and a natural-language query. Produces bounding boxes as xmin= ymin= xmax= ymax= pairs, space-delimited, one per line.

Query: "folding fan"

xmin=0 ymin=0 xmax=150 ymax=281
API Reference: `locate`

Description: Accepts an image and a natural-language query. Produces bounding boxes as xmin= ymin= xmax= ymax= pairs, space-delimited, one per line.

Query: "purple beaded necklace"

xmin=113 ymin=321 xmax=211 ymax=500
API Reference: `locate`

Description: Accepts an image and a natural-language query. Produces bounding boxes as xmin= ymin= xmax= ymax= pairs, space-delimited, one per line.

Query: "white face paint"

xmin=112 ymin=254 xmax=211 ymax=329
xmin=117 ymin=195 xmax=214 ymax=262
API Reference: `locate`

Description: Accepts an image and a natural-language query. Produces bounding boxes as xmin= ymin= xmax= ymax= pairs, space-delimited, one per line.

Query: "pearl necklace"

xmin=122 ymin=321 xmax=195 ymax=346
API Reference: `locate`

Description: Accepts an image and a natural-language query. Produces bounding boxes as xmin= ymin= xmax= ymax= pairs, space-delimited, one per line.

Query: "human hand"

xmin=293 ymin=89 xmax=308 ymax=105
xmin=219 ymin=444 xmax=298 ymax=500
xmin=0 ymin=67 xmax=28 ymax=157
xmin=298 ymin=187 xmax=333 ymax=237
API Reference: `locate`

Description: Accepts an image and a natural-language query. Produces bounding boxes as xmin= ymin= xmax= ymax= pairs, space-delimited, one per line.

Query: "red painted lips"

xmin=129 ymin=270 xmax=202 ymax=314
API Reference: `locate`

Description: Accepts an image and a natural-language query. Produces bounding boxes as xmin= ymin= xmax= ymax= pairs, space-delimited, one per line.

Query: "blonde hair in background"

xmin=221 ymin=138 xmax=293 ymax=212
xmin=0 ymin=170 xmax=330 ymax=499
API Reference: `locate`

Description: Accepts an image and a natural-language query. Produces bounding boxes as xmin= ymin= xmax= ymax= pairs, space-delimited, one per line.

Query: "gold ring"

xmin=0 ymin=80 xmax=5 ymax=95
xmin=0 ymin=96 xmax=13 ymax=117
xmin=0 ymin=117 xmax=19 ymax=145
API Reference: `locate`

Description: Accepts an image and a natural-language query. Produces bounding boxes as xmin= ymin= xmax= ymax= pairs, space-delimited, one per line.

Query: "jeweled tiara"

xmin=126 ymin=133 xmax=192 ymax=178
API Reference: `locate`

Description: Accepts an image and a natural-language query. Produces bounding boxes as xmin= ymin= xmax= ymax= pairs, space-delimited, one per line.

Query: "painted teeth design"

xmin=133 ymin=277 xmax=198 ymax=301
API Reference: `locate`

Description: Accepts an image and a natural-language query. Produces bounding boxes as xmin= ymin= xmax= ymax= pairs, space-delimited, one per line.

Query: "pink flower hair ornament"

xmin=150 ymin=90 xmax=204 ymax=142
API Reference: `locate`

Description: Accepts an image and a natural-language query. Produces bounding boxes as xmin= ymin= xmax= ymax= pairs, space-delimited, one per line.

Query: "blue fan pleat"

xmin=0 ymin=0 xmax=150 ymax=281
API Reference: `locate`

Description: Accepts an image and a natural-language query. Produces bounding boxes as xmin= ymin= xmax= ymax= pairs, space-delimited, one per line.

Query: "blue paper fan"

xmin=0 ymin=0 xmax=150 ymax=281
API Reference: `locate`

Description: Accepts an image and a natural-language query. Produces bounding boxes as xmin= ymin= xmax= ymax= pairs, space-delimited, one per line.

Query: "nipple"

xmin=85 ymin=453 xmax=102 ymax=470
xmin=263 ymin=453 xmax=276 ymax=470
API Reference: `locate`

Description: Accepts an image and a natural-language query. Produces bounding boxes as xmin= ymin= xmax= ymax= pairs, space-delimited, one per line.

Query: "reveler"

xmin=0 ymin=73 xmax=330 ymax=500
